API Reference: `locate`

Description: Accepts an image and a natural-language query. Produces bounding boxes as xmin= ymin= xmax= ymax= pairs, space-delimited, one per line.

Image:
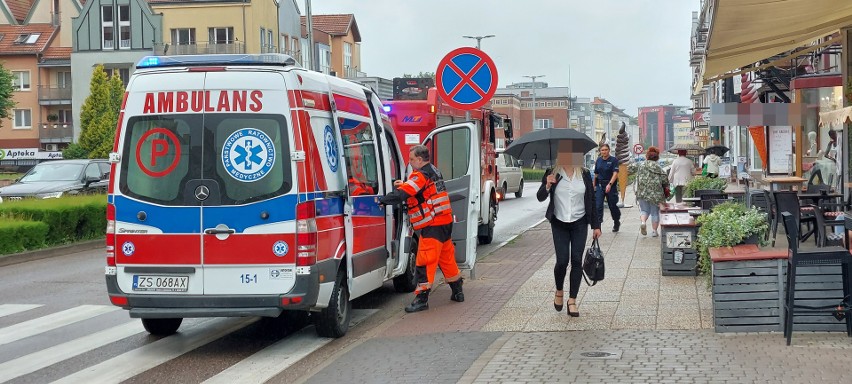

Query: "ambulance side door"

xmin=422 ymin=122 xmax=480 ymax=270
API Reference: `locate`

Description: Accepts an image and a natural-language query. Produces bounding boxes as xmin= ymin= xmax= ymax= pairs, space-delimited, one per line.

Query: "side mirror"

xmin=518 ymin=160 xmax=524 ymax=167
xmin=84 ymin=176 xmax=100 ymax=186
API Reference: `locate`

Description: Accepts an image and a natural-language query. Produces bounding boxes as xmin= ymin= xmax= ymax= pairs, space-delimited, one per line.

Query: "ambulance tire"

xmin=477 ymin=196 xmax=496 ymax=245
xmin=141 ymin=318 xmax=182 ymax=336
xmin=393 ymin=237 xmax=418 ymax=293
xmin=314 ymin=268 xmax=351 ymax=338
xmin=515 ymin=179 xmax=524 ymax=198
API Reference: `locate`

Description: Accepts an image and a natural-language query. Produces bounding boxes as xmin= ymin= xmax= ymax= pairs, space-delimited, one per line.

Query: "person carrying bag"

xmin=583 ymin=238 xmax=606 ymax=286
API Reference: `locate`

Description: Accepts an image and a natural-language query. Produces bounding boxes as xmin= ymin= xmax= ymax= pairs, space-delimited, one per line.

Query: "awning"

xmin=819 ymin=106 xmax=852 ymax=127
xmin=701 ymin=0 xmax=852 ymax=85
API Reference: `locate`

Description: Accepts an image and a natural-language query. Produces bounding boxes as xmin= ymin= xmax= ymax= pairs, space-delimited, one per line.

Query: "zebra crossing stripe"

xmin=0 ymin=321 xmax=146 ymax=382
xmin=52 ymin=317 xmax=258 ymax=384
xmin=0 ymin=305 xmax=118 ymax=347
xmin=0 ymin=304 xmax=42 ymax=318
xmin=203 ymin=309 xmax=378 ymax=384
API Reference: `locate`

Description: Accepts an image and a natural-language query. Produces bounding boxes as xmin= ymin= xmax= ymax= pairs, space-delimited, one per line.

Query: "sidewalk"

xmin=297 ymin=186 xmax=852 ymax=384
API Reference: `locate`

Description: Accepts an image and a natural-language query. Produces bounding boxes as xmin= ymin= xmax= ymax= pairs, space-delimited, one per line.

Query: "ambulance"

xmin=104 ymin=54 xmax=482 ymax=338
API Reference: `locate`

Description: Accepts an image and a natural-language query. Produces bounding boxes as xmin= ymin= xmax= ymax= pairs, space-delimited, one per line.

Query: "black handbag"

xmin=582 ymin=238 xmax=605 ymax=286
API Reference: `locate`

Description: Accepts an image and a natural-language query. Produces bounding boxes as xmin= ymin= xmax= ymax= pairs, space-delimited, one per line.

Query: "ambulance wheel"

xmin=314 ymin=268 xmax=351 ymax=338
xmin=141 ymin=318 xmax=182 ymax=336
xmin=393 ymin=237 xmax=418 ymax=293
xmin=478 ymin=197 xmax=497 ymax=245
xmin=515 ymin=179 xmax=524 ymax=198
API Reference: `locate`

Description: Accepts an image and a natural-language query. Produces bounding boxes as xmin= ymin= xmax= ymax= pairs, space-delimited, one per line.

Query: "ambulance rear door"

xmin=422 ymin=122 xmax=480 ymax=270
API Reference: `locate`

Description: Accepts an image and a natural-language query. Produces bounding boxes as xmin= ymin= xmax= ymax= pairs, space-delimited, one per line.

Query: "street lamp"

xmin=523 ymin=75 xmax=545 ymax=130
xmin=462 ymin=35 xmax=495 ymax=50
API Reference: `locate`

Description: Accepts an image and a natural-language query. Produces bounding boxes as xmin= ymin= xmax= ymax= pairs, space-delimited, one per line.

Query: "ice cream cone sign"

xmin=614 ymin=123 xmax=631 ymax=201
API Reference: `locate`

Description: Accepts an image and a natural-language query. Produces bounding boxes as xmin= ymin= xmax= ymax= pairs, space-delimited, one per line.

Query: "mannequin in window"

xmin=806 ymin=131 xmax=817 ymax=156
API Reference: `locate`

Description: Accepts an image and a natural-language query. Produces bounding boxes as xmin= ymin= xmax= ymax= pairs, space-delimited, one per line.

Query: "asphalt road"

xmin=0 ymin=185 xmax=544 ymax=383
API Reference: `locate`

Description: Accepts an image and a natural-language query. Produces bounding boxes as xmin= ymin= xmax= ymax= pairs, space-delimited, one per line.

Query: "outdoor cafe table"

xmin=798 ymin=192 xmax=843 ymax=206
xmin=681 ymin=197 xmax=701 ymax=206
xmin=763 ymin=176 xmax=807 ymax=191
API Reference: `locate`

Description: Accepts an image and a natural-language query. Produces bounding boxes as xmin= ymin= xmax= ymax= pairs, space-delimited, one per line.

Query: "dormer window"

xmin=103 ymin=5 xmax=130 ymax=49
xmin=13 ymin=34 xmax=40 ymax=44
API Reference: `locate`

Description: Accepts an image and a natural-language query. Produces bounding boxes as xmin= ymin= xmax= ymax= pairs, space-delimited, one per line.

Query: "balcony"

xmin=38 ymin=86 xmax=72 ymax=105
xmin=40 ymin=123 xmax=74 ymax=143
xmin=152 ymin=42 xmax=246 ymax=56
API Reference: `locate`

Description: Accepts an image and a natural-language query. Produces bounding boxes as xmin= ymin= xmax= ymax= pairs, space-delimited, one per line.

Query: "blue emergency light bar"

xmin=382 ymin=105 xmax=392 ymax=113
xmin=136 ymin=54 xmax=298 ymax=69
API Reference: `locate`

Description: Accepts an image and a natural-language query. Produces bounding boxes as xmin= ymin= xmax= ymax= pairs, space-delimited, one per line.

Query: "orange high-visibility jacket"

xmin=383 ymin=163 xmax=453 ymax=230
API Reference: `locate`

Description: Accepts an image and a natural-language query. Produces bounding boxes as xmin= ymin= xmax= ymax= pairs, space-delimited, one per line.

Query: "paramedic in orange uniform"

xmin=379 ymin=145 xmax=464 ymax=313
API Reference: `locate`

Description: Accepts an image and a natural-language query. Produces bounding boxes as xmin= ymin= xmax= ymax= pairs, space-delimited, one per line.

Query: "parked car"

xmin=496 ymin=150 xmax=524 ymax=200
xmin=0 ymin=159 xmax=110 ymax=201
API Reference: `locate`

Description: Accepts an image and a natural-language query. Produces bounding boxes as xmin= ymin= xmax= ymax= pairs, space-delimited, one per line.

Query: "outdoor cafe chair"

xmin=780 ymin=212 xmax=852 ymax=346
xmin=771 ymin=191 xmax=816 ymax=247
xmin=811 ymin=206 xmax=846 ymax=248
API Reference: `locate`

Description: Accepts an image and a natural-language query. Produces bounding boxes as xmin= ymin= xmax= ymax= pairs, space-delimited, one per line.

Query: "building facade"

xmin=301 ymin=14 xmax=361 ymax=78
xmin=491 ymin=83 xmax=571 ymax=138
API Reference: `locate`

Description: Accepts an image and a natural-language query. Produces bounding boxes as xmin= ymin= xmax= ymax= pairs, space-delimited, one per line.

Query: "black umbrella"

xmin=704 ymin=145 xmax=730 ymax=156
xmin=503 ymin=128 xmax=597 ymax=164
xmin=667 ymin=143 xmax=706 ymax=156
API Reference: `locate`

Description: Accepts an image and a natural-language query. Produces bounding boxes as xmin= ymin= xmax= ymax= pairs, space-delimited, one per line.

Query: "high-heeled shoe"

xmin=553 ymin=292 xmax=564 ymax=312
xmin=567 ymin=301 xmax=579 ymax=317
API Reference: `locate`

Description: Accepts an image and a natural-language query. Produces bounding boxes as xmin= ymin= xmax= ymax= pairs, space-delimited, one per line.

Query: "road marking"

xmin=203 ymin=309 xmax=378 ymax=384
xmin=0 ymin=304 xmax=42 ymax=318
xmin=52 ymin=317 xmax=258 ymax=384
xmin=0 ymin=305 xmax=117 ymax=346
xmin=0 ymin=321 xmax=146 ymax=382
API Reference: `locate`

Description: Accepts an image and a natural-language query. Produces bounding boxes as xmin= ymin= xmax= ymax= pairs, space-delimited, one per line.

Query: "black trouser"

xmin=595 ymin=183 xmax=621 ymax=224
xmin=550 ymin=216 xmax=588 ymax=299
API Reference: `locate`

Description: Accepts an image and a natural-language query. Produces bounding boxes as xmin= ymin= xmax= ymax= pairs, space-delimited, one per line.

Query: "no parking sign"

xmin=436 ymin=47 xmax=498 ymax=110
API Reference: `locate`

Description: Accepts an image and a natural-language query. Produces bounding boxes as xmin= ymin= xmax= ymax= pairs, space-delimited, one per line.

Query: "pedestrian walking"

xmin=703 ymin=153 xmax=722 ymax=178
xmin=594 ymin=144 xmax=621 ymax=232
xmin=668 ymin=150 xmax=694 ymax=203
xmin=537 ymin=150 xmax=601 ymax=317
xmin=379 ymin=145 xmax=464 ymax=313
xmin=629 ymin=146 xmax=669 ymax=237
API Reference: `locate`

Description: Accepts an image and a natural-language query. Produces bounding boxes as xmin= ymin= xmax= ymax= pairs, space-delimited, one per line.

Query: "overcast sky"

xmin=306 ymin=0 xmax=698 ymax=116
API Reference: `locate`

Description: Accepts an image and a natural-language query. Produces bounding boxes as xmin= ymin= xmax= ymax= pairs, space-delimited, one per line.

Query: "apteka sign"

xmin=0 ymin=148 xmax=63 ymax=160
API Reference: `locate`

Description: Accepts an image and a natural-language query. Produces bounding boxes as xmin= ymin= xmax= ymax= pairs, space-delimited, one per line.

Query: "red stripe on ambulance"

xmin=204 ymin=234 xmax=297 ymax=264
xmin=332 ymin=93 xmax=371 ymax=117
xmin=115 ymin=234 xmax=201 ymax=264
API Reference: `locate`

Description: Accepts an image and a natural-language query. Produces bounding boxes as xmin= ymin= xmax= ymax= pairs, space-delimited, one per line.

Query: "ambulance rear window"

xmin=119 ymin=114 xmax=292 ymax=206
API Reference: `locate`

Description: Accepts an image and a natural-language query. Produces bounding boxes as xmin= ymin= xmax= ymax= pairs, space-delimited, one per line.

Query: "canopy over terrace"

xmin=697 ymin=0 xmax=852 ymax=89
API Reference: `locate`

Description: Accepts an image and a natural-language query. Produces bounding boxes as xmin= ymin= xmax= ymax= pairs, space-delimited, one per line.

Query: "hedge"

xmin=0 ymin=194 xmax=107 ymax=254
xmin=523 ymin=168 xmax=546 ymax=182
xmin=0 ymin=219 xmax=49 ymax=254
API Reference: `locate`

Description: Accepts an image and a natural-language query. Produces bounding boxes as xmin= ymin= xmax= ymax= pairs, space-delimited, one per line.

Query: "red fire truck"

xmin=383 ymin=78 xmax=513 ymax=244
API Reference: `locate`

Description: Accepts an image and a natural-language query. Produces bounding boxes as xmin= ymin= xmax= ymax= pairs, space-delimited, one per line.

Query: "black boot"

xmin=613 ymin=220 xmax=621 ymax=232
xmin=448 ymin=278 xmax=464 ymax=302
xmin=405 ymin=289 xmax=430 ymax=313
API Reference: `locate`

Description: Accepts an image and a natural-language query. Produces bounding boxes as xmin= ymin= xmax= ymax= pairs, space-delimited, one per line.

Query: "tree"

xmin=0 ymin=63 xmax=16 ymax=129
xmin=401 ymin=72 xmax=436 ymax=79
xmin=68 ymin=65 xmax=124 ymax=159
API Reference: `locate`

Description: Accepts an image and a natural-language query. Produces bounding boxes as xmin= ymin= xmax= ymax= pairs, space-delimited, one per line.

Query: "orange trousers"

xmin=415 ymin=223 xmax=459 ymax=292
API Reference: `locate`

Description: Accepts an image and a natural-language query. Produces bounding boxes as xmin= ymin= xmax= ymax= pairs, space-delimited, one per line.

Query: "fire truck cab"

xmin=104 ymin=54 xmax=480 ymax=338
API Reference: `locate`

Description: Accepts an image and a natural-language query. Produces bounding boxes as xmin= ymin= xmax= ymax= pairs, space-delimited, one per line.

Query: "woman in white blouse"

xmin=537 ymin=151 xmax=601 ymax=317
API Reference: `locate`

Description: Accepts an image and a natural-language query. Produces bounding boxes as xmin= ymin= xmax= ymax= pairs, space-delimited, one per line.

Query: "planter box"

xmin=660 ymin=213 xmax=699 ymax=276
xmin=710 ymin=245 xmax=847 ymax=333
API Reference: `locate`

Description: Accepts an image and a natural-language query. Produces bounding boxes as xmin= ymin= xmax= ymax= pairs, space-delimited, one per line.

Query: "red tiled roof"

xmin=42 ymin=46 xmax=71 ymax=60
xmin=0 ymin=24 xmax=56 ymax=55
xmin=301 ymin=14 xmax=360 ymax=42
xmin=6 ymin=0 xmax=36 ymax=24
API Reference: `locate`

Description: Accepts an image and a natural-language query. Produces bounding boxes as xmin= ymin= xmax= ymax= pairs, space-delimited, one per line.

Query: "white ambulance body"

xmin=104 ymin=54 xmax=480 ymax=337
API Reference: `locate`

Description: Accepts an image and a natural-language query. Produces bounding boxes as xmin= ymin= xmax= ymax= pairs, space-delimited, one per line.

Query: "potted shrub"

xmin=695 ymin=201 xmax=769 ymax=276
xmin=46 ymin=114 xmax=59 ymax=122
xmin=684 ymin=176 xmax=728 ymax=198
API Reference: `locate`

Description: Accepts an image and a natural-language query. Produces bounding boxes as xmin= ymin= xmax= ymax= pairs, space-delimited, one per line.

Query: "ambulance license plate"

xmin=132 ymin=275 xmax=188 ymax=292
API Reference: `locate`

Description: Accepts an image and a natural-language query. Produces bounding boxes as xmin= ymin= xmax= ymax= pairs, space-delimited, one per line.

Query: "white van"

xmin=104 ymin=54 xmax=480 ymax=337
xmin=496 ymin=150 xmax=524 ymax=199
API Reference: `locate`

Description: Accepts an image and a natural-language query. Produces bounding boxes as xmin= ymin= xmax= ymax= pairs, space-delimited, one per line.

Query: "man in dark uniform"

xmin=594 ymin=143 xmax=621 ymax=232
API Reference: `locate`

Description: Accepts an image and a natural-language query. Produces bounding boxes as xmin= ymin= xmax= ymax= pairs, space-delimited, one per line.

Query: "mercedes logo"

xmin=194 ymin=185 xmax=210 ymax=201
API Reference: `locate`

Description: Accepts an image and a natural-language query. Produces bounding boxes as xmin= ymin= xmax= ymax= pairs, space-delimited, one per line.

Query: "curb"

xmin=0 ymin=239 xmax=104 ymax=267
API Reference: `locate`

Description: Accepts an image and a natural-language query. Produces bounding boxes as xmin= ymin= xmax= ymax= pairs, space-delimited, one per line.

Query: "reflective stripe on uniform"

xmin=404 ymin=180 xmax=421 ymax=193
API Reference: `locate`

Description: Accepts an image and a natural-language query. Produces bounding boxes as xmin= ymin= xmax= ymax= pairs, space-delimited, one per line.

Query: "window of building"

xmin=58 ymin=109 xmax=72 ymax=123
xmin=13 ymin=109 xmax=32 ymax=128
xmin=268 ymin=30 xmax=274 ymax=52
xmin=546 ymin=102 xmax=553 ymax=107
xmin=209 ymin=27 xmax=235 ymax=44
xmin=171 ymin=28 xmax=195 ymax=45
xmin=107 ymin=68 xmax=130 ymax=86
xmin=260 ymin=28 xmax=266 ymax=52
xmin=13 ymin=33 xmax=40 ymax=44
xmin=535 ymin=118 xmax=553 ymax=130
xmin=560 ymin=101 xmax=566 ymax=106
xmin=344 ymin=42 xmax=352 ymax=75
xmin=281 ymin=33 xmax=288 ymax=53
xmin=118 ymin=5 xmax=130 ymax=49
xmin=11 ymin=71 xmax=30 ymax=91
xmin=291 ymin=37 xmax=298 ymax=55
xmin=57 ymin=71 xmax=71 ymax=88
xmin=300 ymin=39 xmax=309 ymax=67
xmin=102 ymin=6 xmax=114 ymax=49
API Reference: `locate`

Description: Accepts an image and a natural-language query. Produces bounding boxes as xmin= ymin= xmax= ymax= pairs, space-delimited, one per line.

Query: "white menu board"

xmin=768 ymin=126 xmax=792 ymax=174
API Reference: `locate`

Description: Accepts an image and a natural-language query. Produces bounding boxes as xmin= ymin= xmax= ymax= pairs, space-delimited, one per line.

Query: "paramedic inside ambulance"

xmin=379 ymin=145 xmax=464 ymax=313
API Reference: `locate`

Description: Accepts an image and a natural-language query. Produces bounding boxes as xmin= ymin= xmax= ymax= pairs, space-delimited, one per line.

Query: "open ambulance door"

xmin=422 ymin=122 xmax=480 ymax=270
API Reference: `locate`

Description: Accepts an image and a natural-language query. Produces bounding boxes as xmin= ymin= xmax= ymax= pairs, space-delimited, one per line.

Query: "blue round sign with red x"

xmin=436 ymin=47 xmax=499 ymax=110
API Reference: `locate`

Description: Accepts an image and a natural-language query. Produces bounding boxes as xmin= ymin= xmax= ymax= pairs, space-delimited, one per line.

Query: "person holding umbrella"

xmin=594 ymin=144 xmax=622 ymax=232
xmin=669 ymin=150 xmax=694 ymax=203
xmin=536 ymin=143 xmax=601 ymax=317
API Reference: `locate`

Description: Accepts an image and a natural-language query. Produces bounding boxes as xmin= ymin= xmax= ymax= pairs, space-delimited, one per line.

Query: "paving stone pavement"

xmin=301 ymin=185 xmax=852 ymax=383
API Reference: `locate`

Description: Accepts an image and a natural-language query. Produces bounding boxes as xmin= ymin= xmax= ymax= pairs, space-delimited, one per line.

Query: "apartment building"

xmin=491 ymin=82 xmax=571 ymax=138
xmin=301 ymin=14 xmax=361 ymax=77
